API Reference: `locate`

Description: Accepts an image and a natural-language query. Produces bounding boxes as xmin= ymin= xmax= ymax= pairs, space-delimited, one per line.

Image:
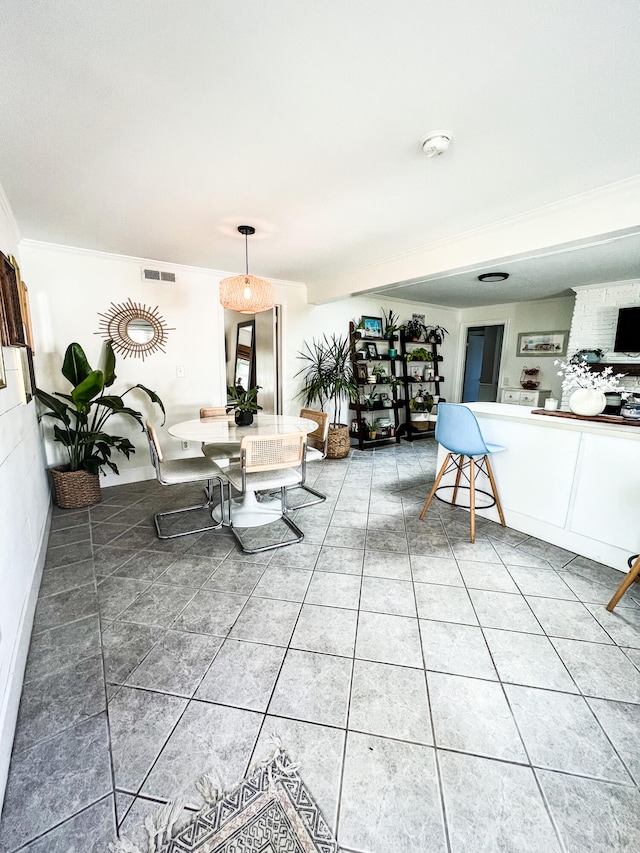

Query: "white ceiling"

xmin=1 ymin=1 xmax=639 ymax=307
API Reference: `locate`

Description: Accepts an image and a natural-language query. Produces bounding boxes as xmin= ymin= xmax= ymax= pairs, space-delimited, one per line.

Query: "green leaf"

xmin=71 ymin=370 xmax=104 ymax=411
xmin=62 ymin=343 xmax=93 ymax=387
xmin=35 ymin=388 xmax=70 ymax=423
xmin=102 ymin=340 xmax=117 ymax=388
xmin=133 ymin=384 xmax=166 ymax=425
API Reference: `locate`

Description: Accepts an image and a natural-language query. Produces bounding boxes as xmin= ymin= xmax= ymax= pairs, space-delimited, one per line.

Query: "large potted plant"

xmin=296 ymin=334 xmax=358 ymax=458
xmin=225 ymin=385 xmax=262 ymax=426
xmin=36 ymin=341 xmax=165 ymax=508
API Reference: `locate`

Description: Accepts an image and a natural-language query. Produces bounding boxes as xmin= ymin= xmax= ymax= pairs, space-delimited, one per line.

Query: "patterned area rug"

xmin=110 ymin=748 xmax=340 ymax=853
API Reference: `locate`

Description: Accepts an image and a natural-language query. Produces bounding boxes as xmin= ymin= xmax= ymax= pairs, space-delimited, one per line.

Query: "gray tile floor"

xmin=2 ymin=440 xmax=640 ymax=852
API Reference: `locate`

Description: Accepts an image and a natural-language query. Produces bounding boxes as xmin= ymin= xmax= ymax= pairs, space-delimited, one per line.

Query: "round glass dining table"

xmin=168 ymin=414 xmax=318 ymax=527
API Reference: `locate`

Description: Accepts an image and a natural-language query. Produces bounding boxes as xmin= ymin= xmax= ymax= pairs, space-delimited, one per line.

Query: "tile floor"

xmin=2 ymin=440 xmax=640 ymax=852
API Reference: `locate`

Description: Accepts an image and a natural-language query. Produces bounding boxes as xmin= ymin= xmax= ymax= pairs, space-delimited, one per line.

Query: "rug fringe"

xmin=113 ymin=740 xmax=297 ymax=850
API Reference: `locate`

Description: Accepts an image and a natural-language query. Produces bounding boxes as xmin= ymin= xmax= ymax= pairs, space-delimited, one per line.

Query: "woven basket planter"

xmin=326 ymin=425 xmax=351 ymax=459
xmin=50 ymin=465 xmax=102 ymax=509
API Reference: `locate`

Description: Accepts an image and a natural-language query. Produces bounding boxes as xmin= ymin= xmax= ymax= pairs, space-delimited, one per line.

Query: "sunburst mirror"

xmin=96 ymin=298 xmax=174 ymax=360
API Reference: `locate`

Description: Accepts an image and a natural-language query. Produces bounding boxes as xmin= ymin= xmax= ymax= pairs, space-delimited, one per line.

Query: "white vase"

xmin=569 ymin=388 xmax=606 ymax=416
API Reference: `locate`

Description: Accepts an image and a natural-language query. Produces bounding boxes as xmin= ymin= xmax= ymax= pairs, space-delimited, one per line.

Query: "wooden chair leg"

xmin=451 ymin=455 xmax=465 ymax=506
xmin=419 ymin=453 xmax=452 ymax=520
xmin=485 ymin=455 xmax=506 ymax=527
xmin=469 ymin=457 xmax=476 ymax=543
xmin=606 ymin=554 xmax=640 ymax=612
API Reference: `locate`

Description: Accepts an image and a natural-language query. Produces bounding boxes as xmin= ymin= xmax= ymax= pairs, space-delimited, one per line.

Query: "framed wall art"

xmin=0 ymin=252 xmax=27 ymax=347
xmin=516 ymin=330 xmax=569 ymax=357
xmin=361 ymin=316 xmax=382 ymax=338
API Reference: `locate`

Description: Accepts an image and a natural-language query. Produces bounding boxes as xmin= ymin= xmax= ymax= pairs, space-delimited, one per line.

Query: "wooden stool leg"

xmin=485 ymin=455 xmax=506 ymax=527
xmin=606 ymin=554 xmax=640 ymax=612
xmin=469 ymin=457 xmax=476 ymax=543
xmin=451 ymin=454 xmax=465 ymax=506
xmin=419 ymin=453 xmax=452 ymax=520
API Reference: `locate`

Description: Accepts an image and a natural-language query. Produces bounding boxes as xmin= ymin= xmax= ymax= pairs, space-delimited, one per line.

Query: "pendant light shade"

xmin=219 ymin=225 xmax=275 ymax=314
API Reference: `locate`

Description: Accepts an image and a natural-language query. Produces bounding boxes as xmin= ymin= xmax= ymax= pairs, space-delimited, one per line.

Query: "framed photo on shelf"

xmin=361 ymin=316 xmax=382 ymax=338
xmin=365 ymin=342 xmax=378 ymax=358
xmin=516 ymin=330 xmax=569 ymax=357
xmin=356 ymin=363 xmax=369 ymax=382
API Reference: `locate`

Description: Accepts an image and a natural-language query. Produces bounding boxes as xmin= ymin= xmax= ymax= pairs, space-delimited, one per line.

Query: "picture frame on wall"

xmin=516 ymin=330 xmax=569 ymax=357
xmin=11 ymin=255 xmax=35 ymax=352
xmin=0 ymin=252 xmax=27 ymax=347
xmin=361 ymin=316 xmax=383 ymax=338
xmin=0 ymin=340 xmax=6 ymax=390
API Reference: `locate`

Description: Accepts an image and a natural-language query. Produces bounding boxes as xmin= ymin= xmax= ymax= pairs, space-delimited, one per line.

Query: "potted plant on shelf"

xmin=403 ymin=318 xmax=426 ymax=342
xmin=382 ymin=308 xmax=400 ymax=340
xmin=424 ymin=325 xmax=449 ymax=345
xmin=35 ymin=341 xmax=165 ymax=508
xmin=406 ymin=347 xmax=434 ymax=363
xmin=296 ymin=334 xmax=358 ymax=458
xmin=409 ymin=389 xmax=434 ymax=431
xmin=226 ymin=385 xmax=262 ymax=426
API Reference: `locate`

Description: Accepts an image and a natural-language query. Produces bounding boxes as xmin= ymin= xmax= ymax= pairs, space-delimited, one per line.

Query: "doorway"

xmin=224 ymin=306 xmax=282 ymax=414
xmin=462 ymin=325 xmax=504 ymax=402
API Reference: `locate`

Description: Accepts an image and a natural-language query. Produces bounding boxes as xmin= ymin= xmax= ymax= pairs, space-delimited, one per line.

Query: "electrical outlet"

xmin=181 ymin=441 xmax=189 ymax=450
xmin=176 ymin=365 xmax=185 ymax=378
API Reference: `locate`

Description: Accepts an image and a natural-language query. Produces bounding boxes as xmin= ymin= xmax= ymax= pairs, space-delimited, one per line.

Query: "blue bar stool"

xmin=419 ymin=403 xmax=507 ymax=542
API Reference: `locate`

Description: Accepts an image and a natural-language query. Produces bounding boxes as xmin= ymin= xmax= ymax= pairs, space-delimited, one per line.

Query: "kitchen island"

xmin=436 ymin=402 xmax=640 ymax=571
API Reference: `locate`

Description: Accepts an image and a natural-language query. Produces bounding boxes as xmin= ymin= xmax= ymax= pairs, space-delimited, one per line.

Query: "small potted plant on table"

xmin=226 ymin=385 xmax=262 ymax=426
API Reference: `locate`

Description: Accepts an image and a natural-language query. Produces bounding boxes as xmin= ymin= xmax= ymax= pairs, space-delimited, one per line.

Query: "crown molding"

xmin=19 ymin=239 xmax=306 ymax=289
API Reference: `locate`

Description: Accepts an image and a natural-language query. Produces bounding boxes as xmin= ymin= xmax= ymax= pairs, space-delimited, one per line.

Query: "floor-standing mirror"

xmin=234 ymin=320 xmax=256 ymax=390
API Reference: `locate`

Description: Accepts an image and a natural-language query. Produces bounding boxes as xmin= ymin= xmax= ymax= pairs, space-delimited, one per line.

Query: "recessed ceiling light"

xmin=478 ymin=272 xmax=509 ymax=283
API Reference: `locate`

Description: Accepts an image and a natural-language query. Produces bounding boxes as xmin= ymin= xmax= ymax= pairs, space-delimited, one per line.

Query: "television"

xmin=614 ymin=306 xmax=640 ymax=353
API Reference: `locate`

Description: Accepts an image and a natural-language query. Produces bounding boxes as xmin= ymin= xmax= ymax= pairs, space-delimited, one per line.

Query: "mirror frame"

xmin=234 ymin=319 xmax=256 ymax=390
xmin=96 ymin=298 xmax=174 ymax=360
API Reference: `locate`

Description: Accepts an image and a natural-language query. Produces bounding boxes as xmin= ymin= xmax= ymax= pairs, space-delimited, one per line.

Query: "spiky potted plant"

xmin=296 ymin=334 xmax=358 ymax=458
xmin=35 ymin=341 xmax=165 ymax=508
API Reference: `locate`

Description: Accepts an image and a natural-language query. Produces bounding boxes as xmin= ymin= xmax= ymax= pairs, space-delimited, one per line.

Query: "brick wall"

xmin=562 ymin=280 xmax=640 ymax=406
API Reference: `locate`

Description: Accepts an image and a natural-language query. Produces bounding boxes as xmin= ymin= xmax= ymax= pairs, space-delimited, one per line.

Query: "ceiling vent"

xmin=141 ymin=267 xmax=177 ymax=283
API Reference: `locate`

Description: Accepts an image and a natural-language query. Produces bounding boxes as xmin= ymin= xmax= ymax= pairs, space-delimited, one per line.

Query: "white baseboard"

xmin=0 ymin=503 xmax=52 ymax=810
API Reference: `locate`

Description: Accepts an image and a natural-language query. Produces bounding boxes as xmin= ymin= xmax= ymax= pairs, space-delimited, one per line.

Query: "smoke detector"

xmin=421 ymin=131 xmax=452 ymax=157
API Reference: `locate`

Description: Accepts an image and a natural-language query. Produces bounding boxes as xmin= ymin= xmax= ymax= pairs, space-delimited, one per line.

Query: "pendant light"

xmin=219 ymin=225 xmax=275 ymax=314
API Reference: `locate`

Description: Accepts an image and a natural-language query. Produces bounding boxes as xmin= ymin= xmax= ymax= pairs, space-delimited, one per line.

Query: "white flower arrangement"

xmin=555 ymin=359 xmax=626 ymax=393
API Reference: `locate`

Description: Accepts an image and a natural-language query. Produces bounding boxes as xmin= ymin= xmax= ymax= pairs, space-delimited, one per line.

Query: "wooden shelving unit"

xmin=348 ymin=322 xmax=403 ymax=450
xmin=399 ymin=332 xmax=444 ymax=442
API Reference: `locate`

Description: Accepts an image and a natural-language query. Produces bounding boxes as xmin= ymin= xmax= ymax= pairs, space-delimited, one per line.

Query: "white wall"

xmin=0 ymin=191 xmax=50 ymax=808
xmin=457 ymin=295 xmax=576 ymax=401
xmin=277 ymin=289 xmax=459 ymax=422
xmin=20 ymin=242 xmax=232 ymax=484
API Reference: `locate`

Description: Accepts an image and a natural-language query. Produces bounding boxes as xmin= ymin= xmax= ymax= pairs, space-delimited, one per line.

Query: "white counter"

xmin=438 ymin=403 xmax=640 ymax=571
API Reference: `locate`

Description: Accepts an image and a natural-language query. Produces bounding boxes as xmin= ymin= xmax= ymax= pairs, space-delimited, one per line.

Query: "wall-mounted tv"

xmin=614 ymin=306 xmax=640 ymax=352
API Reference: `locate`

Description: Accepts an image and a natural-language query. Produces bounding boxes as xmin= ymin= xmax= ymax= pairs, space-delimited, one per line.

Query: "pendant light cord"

xmin=245 ymin=232 xmax=249 ymax=275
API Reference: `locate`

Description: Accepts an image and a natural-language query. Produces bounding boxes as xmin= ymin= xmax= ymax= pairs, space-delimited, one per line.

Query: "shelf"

xmin=588 ymin=362 xmax=640 ymax=376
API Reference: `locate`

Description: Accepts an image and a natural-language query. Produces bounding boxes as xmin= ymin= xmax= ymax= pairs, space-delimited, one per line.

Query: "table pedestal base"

xmin=213 ymin=489 xmax=283 ymax=528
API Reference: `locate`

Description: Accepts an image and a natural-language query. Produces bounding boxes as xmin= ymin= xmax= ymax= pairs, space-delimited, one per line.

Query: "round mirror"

xmin=127 ymin=318 xmax=155 ymax=344
xmin=96 ymin=298 xmax=174 ymax=360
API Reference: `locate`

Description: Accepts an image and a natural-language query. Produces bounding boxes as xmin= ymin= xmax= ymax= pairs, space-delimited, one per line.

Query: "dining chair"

xmin=223 ymin=432 xmax=307 ymax=553
xmin=419 ymin=403 xmax=506 ymax=543
xmin=606 ymin=553 xmax=640 ymax=611
xmin=199 ymin=406 xmax=240 ymax=467
xmin=145 ymin=421 xmax=226 ymax=539
xmin=286 ymin=408 xmax=329 ymax=508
